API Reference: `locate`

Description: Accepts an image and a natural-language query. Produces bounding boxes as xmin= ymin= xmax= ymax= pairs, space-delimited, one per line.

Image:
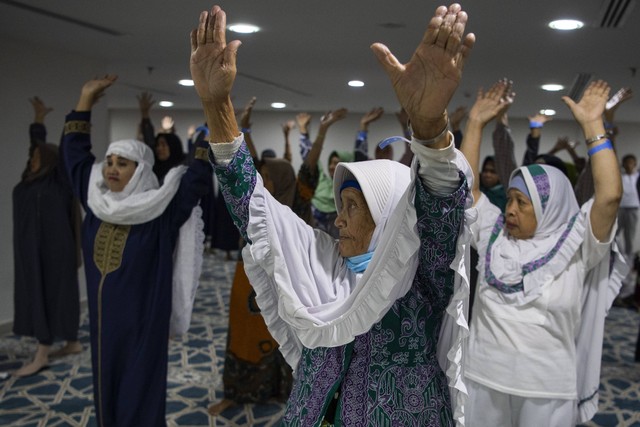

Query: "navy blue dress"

xmin=62 ymin=111 xmax=212 ymax=427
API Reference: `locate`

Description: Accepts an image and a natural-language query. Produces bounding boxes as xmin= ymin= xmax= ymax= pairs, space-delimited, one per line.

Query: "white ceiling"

xmin=1 ymin=0 xmax=638 ymax=121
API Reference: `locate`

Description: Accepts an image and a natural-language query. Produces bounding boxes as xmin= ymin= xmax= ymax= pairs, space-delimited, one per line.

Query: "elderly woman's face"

xmin=103 ymin=154 xmax=137 ymax=192
xmin=335 ymin=188 xmax=375 ymax=257
xmin=505 ymin=188 xmax=537 ymax=239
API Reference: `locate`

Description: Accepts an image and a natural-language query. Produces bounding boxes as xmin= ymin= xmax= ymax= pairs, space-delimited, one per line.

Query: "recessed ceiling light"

xmin=548 ymin=19 xmax=584 ymax=30
xmin=159 ymin=101 xmax=174 ymax=107
xmin=228 ymin=24 xmax=260 ymax=34
xmin=271 ymin=102 xmax=286 ymax=109
xmin=179 ymin=79 xmax=194 ymax=86
xmin=348 ymin=80 xmax=365 ymax=87
xmin=539 ymin=109 xmax=556 ymax=116
xmin=541 ymin=84 xmax=564 ymax=92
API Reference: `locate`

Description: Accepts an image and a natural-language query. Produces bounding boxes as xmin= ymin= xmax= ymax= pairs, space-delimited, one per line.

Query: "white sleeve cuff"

xmin=208 ymin=133 xmax=244 ymax=166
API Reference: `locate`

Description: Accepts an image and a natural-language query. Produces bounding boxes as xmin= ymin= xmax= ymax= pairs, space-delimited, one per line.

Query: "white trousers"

xmin=465 ymin=379 xmax=578 ymax=427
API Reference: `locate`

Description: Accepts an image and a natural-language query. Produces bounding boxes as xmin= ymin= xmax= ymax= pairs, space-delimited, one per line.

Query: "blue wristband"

xmin=587 ymin=139 xmax=614 ymax=157
xmin=529 ymin=121 xmax=543 ymax=129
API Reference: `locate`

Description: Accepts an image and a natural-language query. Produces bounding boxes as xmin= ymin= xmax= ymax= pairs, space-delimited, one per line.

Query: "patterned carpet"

xmin=1 ymin=249 xmax=640 ymax=426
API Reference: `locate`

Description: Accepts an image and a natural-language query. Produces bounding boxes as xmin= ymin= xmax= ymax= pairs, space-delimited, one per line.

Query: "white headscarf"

xmin=333 ymin=159 xmax=412 ymax=252
xmin=87 ymin=139 xmax=203 ymax=336
xmin=87 ymin=139 xmax=186 ymax=225
xmin=486 ymin=164 xmax=582 ymax=302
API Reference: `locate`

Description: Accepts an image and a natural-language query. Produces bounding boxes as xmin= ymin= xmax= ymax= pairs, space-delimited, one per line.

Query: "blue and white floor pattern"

xmin=1 ymin=249 xmax=640 ymax=426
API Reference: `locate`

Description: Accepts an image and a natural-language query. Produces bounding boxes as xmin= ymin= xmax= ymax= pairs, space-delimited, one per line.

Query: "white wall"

xmin=2 ymin=37 xmax=640 ymax=330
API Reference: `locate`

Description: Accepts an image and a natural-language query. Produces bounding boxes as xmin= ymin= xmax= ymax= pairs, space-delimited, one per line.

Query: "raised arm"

xmin=371 ymin=3 xmax=475 ymax=148
xmin=29 ymin=96 xmax=52 ymax=145
xmin=137 ymin=92 xmax=156 ymax=147
xmin=522 ymin=112 xmax=552 ymax=166
xmin=190 ymin=6 xmax=240 ymax=144
xmin=562 ymin=80 xmax=621 ymax=241
xmin=282 ymin=120 xmax=294 ymax=162
xmin=238 ymin=96 xmax=258 ymax=160
xmin=354 ymin=107 xmax=384 ymax=161
xmin=305 ymin=108 xmax=348 ymax=172
xmin=460 ymin=80 xmax=513 ymax=205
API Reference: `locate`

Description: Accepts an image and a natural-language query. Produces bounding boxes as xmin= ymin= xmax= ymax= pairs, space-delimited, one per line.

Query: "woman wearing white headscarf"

xmin=61 ymin=75 xmax=212 ymax=427
xmin=461 ymin=80 xmax=626 ymax=426
xmin=190 ymin=4 xmax=476 ymax=425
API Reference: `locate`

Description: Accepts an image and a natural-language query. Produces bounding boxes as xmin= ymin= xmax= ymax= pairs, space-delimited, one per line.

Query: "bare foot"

xmin=13 ymin=358 xmax=48 ymax=377
xmin=49 ymin=341 xmax=83 ymax=358
xmin=208 ymin=399 xmax=235 ymax=416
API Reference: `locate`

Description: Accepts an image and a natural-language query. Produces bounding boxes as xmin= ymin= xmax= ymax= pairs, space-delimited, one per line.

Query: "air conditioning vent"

xmin=597 ymin=0 xmax=636 ymax=28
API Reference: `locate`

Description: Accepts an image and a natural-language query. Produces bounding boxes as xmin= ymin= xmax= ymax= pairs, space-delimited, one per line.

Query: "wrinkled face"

xmin=30 ymin=146 xmax=41 ymax=173
xmin=103 ymin=154 xmax=137 ymax=192
xmin=155 ymin=137 xmax=170 ymax=161
xmin=505 ymin=188 xmax=537 ymax=239
xmin=480 ymin=159 xmax=499 ymax=188
xmin=335 ymin=188 xmax=375 ymax=257
xmin=328 ymin=155 xmax=340 ymax=179
xmin=623 ymin=157 xmax=637 ymax=174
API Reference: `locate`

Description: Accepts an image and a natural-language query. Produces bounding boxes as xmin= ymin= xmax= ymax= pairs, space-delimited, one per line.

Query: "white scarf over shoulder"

xmin=243 ymin=146 xmax=474 ymax=426
xmin=87 ymin=139 xmax=204 ymax=336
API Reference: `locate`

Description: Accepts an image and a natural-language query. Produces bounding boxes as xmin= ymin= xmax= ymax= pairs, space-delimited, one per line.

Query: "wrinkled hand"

xmin=371 ymin=3 xmax=475 ymax=139
xmin=137 ymin=92 xmax=155 ymax=115
xmin=468 ymin=79 xmax=514 ymax=126
xmin=190 ymin=5 xmax=241 ymax=103
xmin=29 ymin=97 xmax=53 ymax=119
xmin=320 ymin=108 xmax=348 ymax=127
xmin=562 ymin=80 xmax=610 ymax=127
xmin=238 ymin=96 xmax=256 ymax=128
xmin=360 ymin=107 xmax=384 ymax=127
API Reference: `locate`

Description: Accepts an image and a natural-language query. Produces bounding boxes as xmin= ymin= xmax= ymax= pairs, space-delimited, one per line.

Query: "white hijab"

xmin=87 ymin=139 xmax=203 ymax=336
xmin=486 ymin=164 xmax=582 ymax=302
xmin=87 ymin=139 xmax=186 ymax=225
xmin=332 ymin=159 xmax=412 ymax=252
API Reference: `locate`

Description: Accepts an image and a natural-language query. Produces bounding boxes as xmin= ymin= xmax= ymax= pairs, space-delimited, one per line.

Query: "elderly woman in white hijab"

xmin=190 ymin=4 xmax=476 ymax=426
xmin=61 ymin=75 xmax=212 ymax=427
xmin=460 ymin=79 xmax=626 ymax=427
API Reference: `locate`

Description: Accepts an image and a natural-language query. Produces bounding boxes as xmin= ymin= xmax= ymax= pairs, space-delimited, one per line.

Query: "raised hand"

xmin=239 ymin=96 xmax=256 ymax=129
xmin=320 ymin=108 xmax=348 ymax=128
xmin=371 ymin=3 xmax=475 ymax=140
xmin=449 ymin=105 xmax=468 ymax=131
xmin=468 ymin=79 xmax=514 ymax=127
xmin=76 ymin=75 xmax=118 ymax=111
xmin=161 ymin=116 xmax=175 ymax=132
xmin=296 ymin=113 xmax=311 ymax=134
xmin=527 ymin=112 xmax=553 ymax=126
xmin=30 ymin=97 xmax=53 ymax=123
xmin=190 ymin=6 xmax=241 ymax=104
xmin=282 ymin=120 xmax=295 ymax=135
xmin=360 ymin=107 xmax=384 ymax=130
xmin=605 ymin=87 xmax=633 ymax=112
xmin=562 ymin=80 xmax=610 ymax=129
xmin=137 ymin=92 xmax=155 ymax=117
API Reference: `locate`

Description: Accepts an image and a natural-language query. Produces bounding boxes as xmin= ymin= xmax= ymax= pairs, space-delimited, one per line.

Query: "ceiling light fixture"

xmin=541 ymin=84 xmax=564 ymax=91
xmin=179 ymin=79 xmax=194 ymax=86
xmin=271 ymin=102 xmax=286 ymax=109
xmin=159 ymin=101 xmax=174 ymax=107
xmin=539 ymin=109 xmax=556 ymax=116
xmin=348 ymin=80 xmax=365 ymax=87
xmin=548 ymin=19 xmax=584 ymax=30
xmin=228 ymin=24 xmax=260 ymax=34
